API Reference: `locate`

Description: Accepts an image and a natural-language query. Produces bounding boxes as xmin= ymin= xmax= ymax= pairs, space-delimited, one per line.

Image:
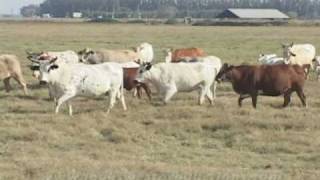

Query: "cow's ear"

xmin=50 ymin=64 xmax=59 ymax=70
xmin=134 ymin=59 xmax=141 ymax=64
xmin=290 ymin=52 xmax=296 ymax=57
xmin=49 ymin=57 xmax=58 ymax=64
xmin=88 ymin=50 xmax=95 ymax=55
xmin=146 ymin=63 xmax=152 ymax=71
xmin=29 ymin=65 xmax=39 ymax=71
xmin=290 ymin=42 xmax=294 ymax=47
xmin=132 ymin=47 xmax=138 ymax=52
xmin=78 ymin=49 xmax=84 ymax=55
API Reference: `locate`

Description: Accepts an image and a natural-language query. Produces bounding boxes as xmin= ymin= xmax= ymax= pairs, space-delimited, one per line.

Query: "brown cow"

xmin=215 ymin=63 xmax=307 ymax=108
xmin=123 ymin=67 xmax=151 ymax=100
xmin=166 ymin=48 xmax=206 ymax=63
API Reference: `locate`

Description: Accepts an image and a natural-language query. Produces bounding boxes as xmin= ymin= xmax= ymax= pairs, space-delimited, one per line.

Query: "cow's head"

xmin=78 ymin=48 xmax=94 ymax=63
xmin=215 ymin=63 xmax=234 ymax=83
xmin=38 ymin=57 xmax=59 ymax=84
xmin=282 ymin=42 xmax=296 ymax=64
xmin=135 ymin=43 xmax=154 ymax=63
xmin=312 ymin=56 xmax=320 ymax=68
xmin=134 ymin=62 xmax=152 ymax=84
xmin=164 ymin=49 xmax=172 ymax=63
xmin=26 ymin=50 xmax=49 ymax=80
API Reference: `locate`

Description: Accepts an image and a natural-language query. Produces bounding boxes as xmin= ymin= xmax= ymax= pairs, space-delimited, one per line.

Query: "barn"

xmin=217 ymin=8 xmax=289 ymax=20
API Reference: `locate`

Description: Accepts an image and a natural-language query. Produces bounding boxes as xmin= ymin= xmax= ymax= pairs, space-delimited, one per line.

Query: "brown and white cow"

xmin=215 ymin=63 xmax=307 ymax=108
xmin=165 ymin=48 xmax=206 ymax=63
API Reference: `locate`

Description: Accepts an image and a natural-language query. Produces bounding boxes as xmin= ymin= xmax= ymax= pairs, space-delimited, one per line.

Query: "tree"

xmin=35 ymin=0 xmax=320 ymax=19
xmin=20 ymin=4 xmax=40 ymax=17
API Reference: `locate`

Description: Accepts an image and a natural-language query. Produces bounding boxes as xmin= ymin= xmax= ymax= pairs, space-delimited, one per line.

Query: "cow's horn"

xmin=29 ymin=59 xmax=40 ymax=63
xmin=25 ymin=49 xmax=34 ymax=55
xmin=49 ymin=56 xmax=58 ymax=64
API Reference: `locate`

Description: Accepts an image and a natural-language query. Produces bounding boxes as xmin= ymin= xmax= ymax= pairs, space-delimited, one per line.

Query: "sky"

xmin=0 ymin=0 xmax=44 ymax=15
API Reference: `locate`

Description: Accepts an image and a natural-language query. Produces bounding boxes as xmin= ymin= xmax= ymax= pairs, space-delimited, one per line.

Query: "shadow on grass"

xmin=0 ymin=83 xmax=46 ymax=91
xmin=8 ymin=108 xmax=49 ymax=114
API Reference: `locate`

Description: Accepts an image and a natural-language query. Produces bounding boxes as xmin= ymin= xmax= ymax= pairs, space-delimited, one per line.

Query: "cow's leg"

xmin=67 ymin=101 xmax=73 ymax=116
xmin=107 ymin=89 xmax=117 ymax=114
xmin=3 ymin=78 xmax=12 ymax=93
xmin=238 ymin=94 xmax=250 ymax=107
xmin=199 ymin=86 xmax=207 ymax=105
xmin=141 ymin=83 xmax=152 ymax=101
xmin=212 ymin=81 xmax=217 ymax=99
xmin=163 ymin=84 xmax=177 ymax=104
xmin=136 ymin=86 xmax=142 ymax=99
xmin=296 ymin=89 xmax=307 ymax=107
xmin=251 ymin=93 xmax=258 ymax=108
xmin=55 ymin=92 xmax=75 ymax=115
xmin=120 ymin=86 xmax=127 ymax=111
xmin=283 ymin=90 xmax=292 ymax=107
xmin=12 ymin=74 xmax=28 ymax=95
xmin=203 ymin=84 xmax=213 ymax=105
xmin=206 ymin=89 xmax=214 ymax=105
xmin=133 ymin=88 xmax=138 ymax=97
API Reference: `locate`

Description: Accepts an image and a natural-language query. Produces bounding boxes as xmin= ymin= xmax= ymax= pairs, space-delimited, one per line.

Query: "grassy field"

xmin=0 ymin=22 xmax=320 ymax=180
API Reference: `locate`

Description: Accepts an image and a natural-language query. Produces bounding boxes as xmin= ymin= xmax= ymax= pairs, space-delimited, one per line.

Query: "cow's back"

xmin=289 ymin=44 xmax=316 ymax=65
xmin=253 ymin=65 xmax=305 ymax=95
xmin=96 ymin=49 xmax=138 ymax=63
xmin=156 ymin=62 xmax=215 ymax=91
xmin=48 ymin=51 xmax=79 ymax=64
xmin=172 ymin=48 xmax=205 ymax=62
xmin=0 ymin=55 xmax=22 ymax=79
xmin=69 ymin=63 xmax=123 ymax=95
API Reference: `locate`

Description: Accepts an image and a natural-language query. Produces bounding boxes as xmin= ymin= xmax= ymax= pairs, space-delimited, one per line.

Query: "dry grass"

xmin=0 ymin=22 xmax=320 ymax=179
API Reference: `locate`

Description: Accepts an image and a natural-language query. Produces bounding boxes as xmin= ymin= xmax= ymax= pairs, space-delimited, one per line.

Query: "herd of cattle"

xmin=0 ymin=42 xmax=320 ymax=116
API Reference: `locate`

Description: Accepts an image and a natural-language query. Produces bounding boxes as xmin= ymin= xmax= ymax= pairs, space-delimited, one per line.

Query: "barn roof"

xmin=219 ymin=8 xmax=289 ymax=19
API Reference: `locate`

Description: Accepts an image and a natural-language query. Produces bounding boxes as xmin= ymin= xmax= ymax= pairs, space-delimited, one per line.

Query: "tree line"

xmin=21 ymin=0 xmax=320 ymax=19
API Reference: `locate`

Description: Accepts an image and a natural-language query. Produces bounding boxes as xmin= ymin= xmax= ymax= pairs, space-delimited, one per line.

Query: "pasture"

xmin=0 ymin=22 xmax=320 ymax=180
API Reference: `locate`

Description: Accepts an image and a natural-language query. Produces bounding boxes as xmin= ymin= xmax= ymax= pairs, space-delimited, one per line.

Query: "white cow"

xmin=313 ymin=56 xmax=320 ymax=80
xmin=258 ymin=54 xmax=284 ymax=65
xmin=135 ymin=42 xmax=154 ymax=63
xmin=27 ymin=50 xmax=79 ymax=79
xmin=38 ymin=57 xmax=127 ymax=116
xmin=135 ymin=62 xmax=221 ymax=105
xmin=282 ymin=43 xmax=316 ymax=69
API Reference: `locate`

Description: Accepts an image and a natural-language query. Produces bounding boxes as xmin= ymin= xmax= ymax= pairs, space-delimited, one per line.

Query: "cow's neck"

xmin=165 ymin=53 xmax=172 ymax=63
xmin=48 ymin=65 xmax=68 ymax=84
xmin=144 ymin=68 xmax=161 ymax=89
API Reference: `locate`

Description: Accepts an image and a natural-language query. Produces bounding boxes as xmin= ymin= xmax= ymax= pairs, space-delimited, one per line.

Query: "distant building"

xmin=72 ymin=12 xmax=82 ymax=18
xmin=42 ymin=13 xmax=51 ymax=18
xmin=217 ymin=9 xmax=289 ymax=20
